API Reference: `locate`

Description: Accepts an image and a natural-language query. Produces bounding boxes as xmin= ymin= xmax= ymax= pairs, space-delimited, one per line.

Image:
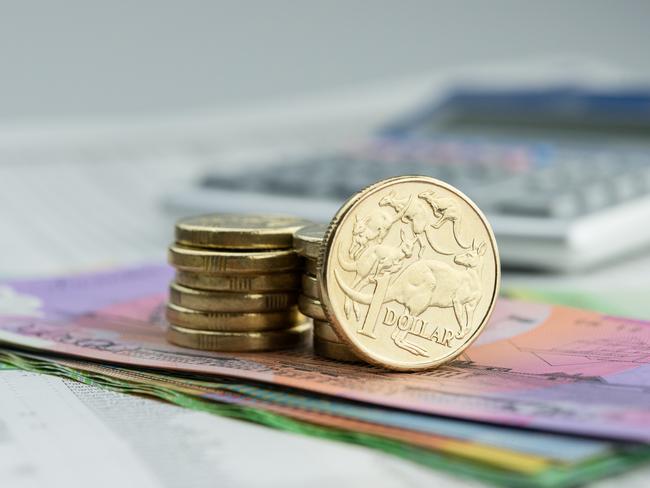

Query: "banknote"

xmin=2 ymin=349 xmax=649 ymax=488
xmin=505 ymin=287 xmax=650 ymax=321
xmin=1 ymin=348 xmax=613 ymax=466
xmin=1 ymin=265 xmax=650 ymax=442
xmin=503 ymin=255 xmax=650 ymax=321
xmin=0 ymin=349 xmax=549 ymax=475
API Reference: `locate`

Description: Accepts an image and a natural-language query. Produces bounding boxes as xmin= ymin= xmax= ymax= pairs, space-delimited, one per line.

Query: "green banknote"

xmin=504 ymin=287 xmax=650 ymax=320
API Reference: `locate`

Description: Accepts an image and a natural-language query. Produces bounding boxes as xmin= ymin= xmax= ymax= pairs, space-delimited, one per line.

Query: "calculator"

xmin=166 ymin=87 xmax=650 ymax=271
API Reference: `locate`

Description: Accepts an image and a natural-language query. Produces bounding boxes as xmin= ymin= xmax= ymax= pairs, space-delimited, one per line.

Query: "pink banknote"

xmin=0 ymin=265 xmax=649 ymax=441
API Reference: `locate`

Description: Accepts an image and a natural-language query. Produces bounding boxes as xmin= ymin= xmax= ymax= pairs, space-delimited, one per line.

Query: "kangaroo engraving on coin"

xmin=319 ymin=176 xmax=500 ymax=371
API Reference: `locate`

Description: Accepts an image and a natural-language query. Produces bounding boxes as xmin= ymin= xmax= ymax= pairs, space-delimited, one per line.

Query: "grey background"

xmin=1 ymin=0 xmax=649 ymax=122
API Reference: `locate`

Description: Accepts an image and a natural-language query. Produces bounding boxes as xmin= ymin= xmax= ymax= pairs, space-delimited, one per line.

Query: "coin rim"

xmin=165 ymin=302 xmax=305 ymax=331
xmin=175 ymin=269 xmax=300 ymax=292
xmin=318 ymin=175 xmax=501 ymax=372
xmin=297 ymin=294 xmax=326 ymax=321
xmin=166 ymin=321 xmax=311 ymax=351
xmin=313 ymin=319 xmax=342 ymax=342
xmin=168 ymin=244 xmax=299 ymax=274
xmin=293 ymin=223 xmax=327 ymax=258
xmin=303 ymin=258 xmax=319 ymax=276
xmin=300 ymin=273 xmax=321 ymax=300
xmin=175 ymin=213 xmax=310 ymax=250
xmin=313 ymin=336 xmax=361 ymax=362
xmin=169 ymin=281 xmax=297 ymax=312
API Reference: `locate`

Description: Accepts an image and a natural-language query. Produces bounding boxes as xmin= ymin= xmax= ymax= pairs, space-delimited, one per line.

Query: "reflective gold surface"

xmin=166 ymin=322 xmax=311 ymax=352
xmin=312 ymin=319 xmax=341 ymax=342
xmin=313 ymin=337 xmax=361 ymax=363
xmin=175 ymin=214 xmax=309 ymax=250
xmin=320 ymin=176 xmax=500 ymax=371
xmin=300 ymin=273 xmax=321 ymax=300
xmin=293 ymin=223 xmax=327 ymax=258
xmin=297 ymin=294 xmax=326 ymax=321
xmin=165 ymin=303 xmax=305 ymax=332
xmin=169 ymin=281 xmax=297 ymax=312
xmin=175 ymin=269 xmax=299 ymax=292
xmin=168 ymin=244 xmax=299 ymax=274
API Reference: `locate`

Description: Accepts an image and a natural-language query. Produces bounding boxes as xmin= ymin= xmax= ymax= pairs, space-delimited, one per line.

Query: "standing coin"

xmin=166 ymin=303 xmax=306 ymax=331
xmin=293 ymin=223 xmax=327 ymax=258
xmin=169 ymin=244 xmax=299 ymax=274
xmin=175 ymin=270 xmax=300 ymax=292
xmin=175 ymin=214 xmax=310 ymax=250
xmin=167 ymin=322 xmax=311 ymax=352
xmin=300 ymin=273 xmax=321 ymax=300
xmin=319 ymin=176 xmax=500 ymax=371
xmin=169 ymin=282 xmax=297 ymax=312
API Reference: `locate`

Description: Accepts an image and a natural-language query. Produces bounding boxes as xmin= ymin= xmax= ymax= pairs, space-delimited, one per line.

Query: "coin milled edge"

xmin=175 ymin=214 xmax=310 ymax=250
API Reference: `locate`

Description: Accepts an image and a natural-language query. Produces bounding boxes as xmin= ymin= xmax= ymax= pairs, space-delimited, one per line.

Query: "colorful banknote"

xmin=2 ymin=349 xmax=649 ymax=488
xmin=505 ymin=287 xmax=650 ymax=321
xmin=5 ymin=348 xmax=612 ymax=465
xmin=1 ymin=265 xmax=650 ymax=442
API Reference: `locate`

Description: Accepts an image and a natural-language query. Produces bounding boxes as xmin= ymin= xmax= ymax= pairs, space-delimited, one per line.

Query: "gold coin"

xmin=319 ymin=176 xmax=500 ymax=371
xmin=313 ymin=320 xmax=341 ymax=342
xmin=175 ymin=270 xmax=300 ymax=292
xmin=300 ymin=273 xmax=321 ymax=300
xmin=167 ymin=322 xmax=311 ymax=352
xmin=175 ymin=213 xmax=310 ymax=250
xmin=313 ymin=337 xmax=361 ymax=362
xmin=169 ymin=282 xmax=297 ymax=312
xmin=304 ymin=258 xmax=318 ymax=276
xmin=166 ymin=302 xmax=305 ymax=332
xmin=293 ymin=223 xmax=327 ymax=258
xmin=297 ymin=294 xmax=326 ymax=321
xmin=169 ymin=244 xmax=299 ymax=274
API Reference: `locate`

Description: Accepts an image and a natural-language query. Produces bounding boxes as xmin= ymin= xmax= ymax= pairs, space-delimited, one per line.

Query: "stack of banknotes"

xmin=0 ymin=264 xmax=649 ymax=487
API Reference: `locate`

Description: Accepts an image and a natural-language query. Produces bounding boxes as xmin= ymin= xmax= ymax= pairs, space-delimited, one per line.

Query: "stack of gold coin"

xmin=166 ymin=214 xmax=312 ymax=352
xmin=294 ymin=224 xmax=360 ymax=362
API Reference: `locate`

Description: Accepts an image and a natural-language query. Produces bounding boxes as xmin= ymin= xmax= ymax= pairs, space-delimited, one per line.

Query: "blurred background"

xmin=2 ymin=0 xmax=650 ymax=317
xmin=2 ymin=0 xmax=650 ymax=122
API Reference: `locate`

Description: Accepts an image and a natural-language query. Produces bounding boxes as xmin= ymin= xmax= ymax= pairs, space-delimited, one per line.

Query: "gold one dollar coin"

xmin=175 ymin=214 xmax=310 ymax=250
xmin=166 ymin=303 xmax=305 ymax=332
xmin=319 ymin=175 xmax=500 ymax=371
xmin=169 ymin=282 xmax=297 ymax=312
xmin=300 ymin=273 xmax=321 ymax=300
xmin=297 ymin=294 xmax=327 ymax=321
xmin=293 ymin=223 xmax=327 ymax=258
xmin=166 ymin=322 xmax=311 ymax=352
xmin=313 ymin=337 xmax=361 ymax=363
xmin=313 ymin=320 xmax=341 ymax=342
xmin=175 ymin=270 xmax=299 ymax=292
xmin=168 ymin=244 xmax=299 ymax=274
xmin=303 ymin=258 xmax=319 ymax=277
